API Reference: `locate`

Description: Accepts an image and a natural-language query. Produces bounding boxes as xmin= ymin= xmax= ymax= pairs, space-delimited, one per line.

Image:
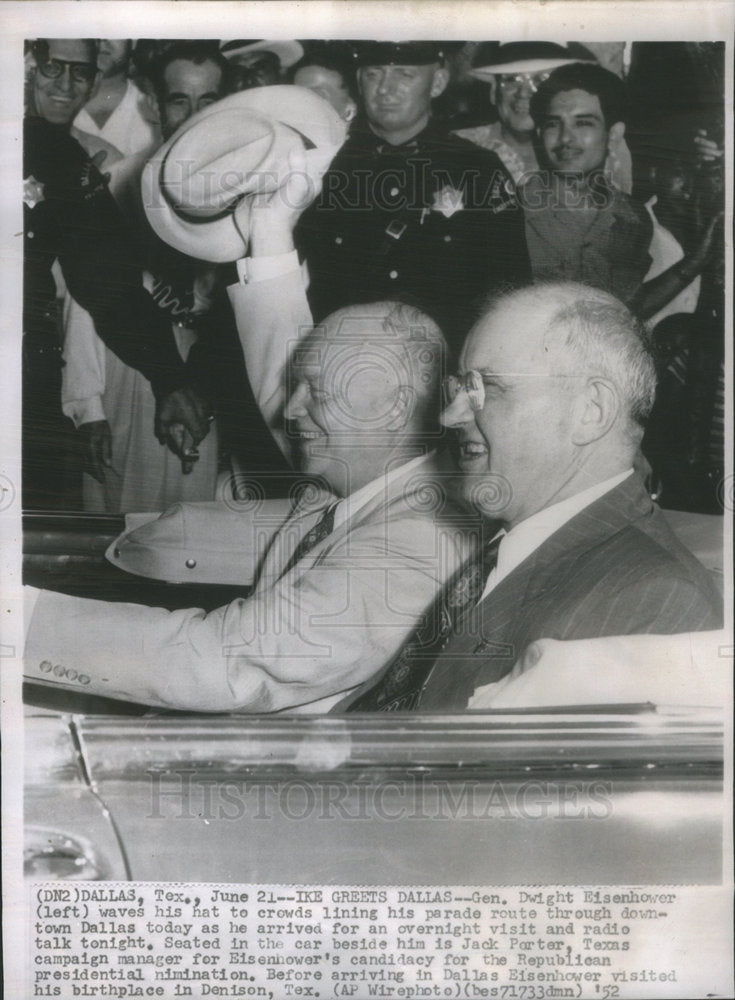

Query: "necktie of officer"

xmin=344 ymin=534 xmax=503 ymax=712
xmin=278 ymin=503 xmax=338 ymax=580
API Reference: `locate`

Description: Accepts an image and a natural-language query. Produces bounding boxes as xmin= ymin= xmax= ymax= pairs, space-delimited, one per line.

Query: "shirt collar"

xmin=333 ymin=452 xmax=435 ymax=530
xmin=353 ymin=117 xmax=438 ymax=154
xmin=482 ymin=469 xmax=634 ymax=599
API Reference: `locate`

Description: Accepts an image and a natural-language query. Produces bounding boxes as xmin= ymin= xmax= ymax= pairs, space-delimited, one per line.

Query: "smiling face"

xmin=31 ymin=39 xmax=98 ymax=127
xmin=494 ymin=70 xmax=551 ymax=137
xmin=358 ymin=63 xmax=448 ymax=144
xmin=283 ymin=310 xmax=420 ymax=497
xmin=538 ymin=88 xmax=619 ymax=176
xmin=441 ymin=295 xmax=583 ymax=528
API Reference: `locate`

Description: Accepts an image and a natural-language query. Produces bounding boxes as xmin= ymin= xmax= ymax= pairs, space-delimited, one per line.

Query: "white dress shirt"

xmin=480 ymin=469 xmax=635 ymax=602
xmin=73 ymin=79 xmax=159 ymax=159
xmin=332 ymin=452 xmax=435 ymax=531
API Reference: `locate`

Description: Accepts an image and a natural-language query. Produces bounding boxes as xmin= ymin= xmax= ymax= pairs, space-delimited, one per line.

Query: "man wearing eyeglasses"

xmin=23 ymin=39 xmax=209 ymax=508
xmin=456 ymin=42 xmax=632 ymax=193
xmin=28 ymin=38 xmax=99 ymax=125
xmin=335 ymin=281 xmax=721 ymax=712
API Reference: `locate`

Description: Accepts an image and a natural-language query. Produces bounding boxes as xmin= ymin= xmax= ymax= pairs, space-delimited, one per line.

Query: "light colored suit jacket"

xmin=25 ymin=454 xmax=477 ymax=712
xmin=26 ymin=269 xmax=479 ymax=712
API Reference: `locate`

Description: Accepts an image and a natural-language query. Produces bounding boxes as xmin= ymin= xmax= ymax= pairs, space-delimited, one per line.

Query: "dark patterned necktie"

xmin=345 ymin=534 xmax=503 ymax=712
xmin=278 ymin=503 xmax=338 ymax=580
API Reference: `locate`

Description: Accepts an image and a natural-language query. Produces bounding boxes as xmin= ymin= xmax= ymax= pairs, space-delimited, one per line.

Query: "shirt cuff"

xmin=62 ymin=396 xmax=106 ymax=429
xmin=236 ymin=250 xmax=300 ymax=285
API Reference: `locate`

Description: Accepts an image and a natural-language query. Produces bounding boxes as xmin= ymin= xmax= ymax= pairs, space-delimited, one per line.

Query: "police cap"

xmin=353 ymin=41 xmax=446 ymax=67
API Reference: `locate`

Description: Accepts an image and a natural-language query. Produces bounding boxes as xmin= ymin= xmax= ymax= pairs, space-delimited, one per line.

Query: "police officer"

xmin=296 ymin=41 xmax=531 ymax=355
xmin=23 ymin=39 xmax=209 ymax=509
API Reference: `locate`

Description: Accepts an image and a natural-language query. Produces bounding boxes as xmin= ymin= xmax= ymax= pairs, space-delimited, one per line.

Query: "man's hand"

xmin=241 ymin=144 xmax=340 ymax=257
xmin=683 ymin=210 xmax=724 ymax=278
xmin=79 ymin=420 xmax=112 ymax=483
xmin=693 ymin=129 xmax=723 ymax=165
xmin=155 ymin=386 xmax=213 ymax=470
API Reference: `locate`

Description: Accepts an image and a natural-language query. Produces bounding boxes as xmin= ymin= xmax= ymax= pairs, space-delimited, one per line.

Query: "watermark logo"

xmin=146 ymin=772 xmax=615 ymax=823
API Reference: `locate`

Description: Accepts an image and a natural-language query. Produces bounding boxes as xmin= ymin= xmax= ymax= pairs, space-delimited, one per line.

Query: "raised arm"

xmin=227 ymin=147 xmax=338 ymax=462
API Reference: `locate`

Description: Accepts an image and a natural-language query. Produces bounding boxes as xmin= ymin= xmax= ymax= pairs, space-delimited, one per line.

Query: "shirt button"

xmin=389 ymin=270 xmax=398 ymax=279
xmin=334 ymin=236 xmax=343 ymax=245
xmin=28 ymin=232 xmax=34 ymax=239
xmin=443 ymin=234 xmax=452 ymax=242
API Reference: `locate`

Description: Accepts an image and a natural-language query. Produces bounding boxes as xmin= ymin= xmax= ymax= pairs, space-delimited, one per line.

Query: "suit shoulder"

xmin=630 ymin=506 xmax=718 ymax=578
xmin=577 ymin=514 xmax=722 ymax=629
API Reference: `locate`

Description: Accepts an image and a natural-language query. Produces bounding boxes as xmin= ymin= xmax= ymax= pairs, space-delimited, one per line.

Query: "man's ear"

xmin=487 ymin=76 xmax=498 ymax=107
xmin=430 ymin=65 xmax=450 ymax=99
xmin=571 ymin=377 xmax=619 ymax=445
xmin=607 ymin=121 xmax=625 ymax=149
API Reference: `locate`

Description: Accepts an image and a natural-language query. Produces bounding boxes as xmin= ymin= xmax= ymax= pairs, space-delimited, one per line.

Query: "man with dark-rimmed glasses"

xmin=23 ymin=39 xmax=207 ymax=508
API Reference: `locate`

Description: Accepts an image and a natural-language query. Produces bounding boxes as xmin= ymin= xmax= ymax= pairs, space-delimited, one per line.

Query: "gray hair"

xmin=483 ymin=282 xmax=657 ymax=435
xmin=545 ymin=284 xmax=657 ymax=431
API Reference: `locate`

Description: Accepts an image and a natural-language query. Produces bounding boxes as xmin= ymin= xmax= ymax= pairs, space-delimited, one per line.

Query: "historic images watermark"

xmin=146 ymin=772 xmax=615 ymax=823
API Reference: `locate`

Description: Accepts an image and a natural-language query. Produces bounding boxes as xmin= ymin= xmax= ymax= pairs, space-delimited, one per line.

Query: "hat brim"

xmin=142 ymin=86 xmax=346 ymax=263
xmin=470 ymin=57 xmax=589 ymax=82
xmin=220 ymin=40 xmax=304 ymax=68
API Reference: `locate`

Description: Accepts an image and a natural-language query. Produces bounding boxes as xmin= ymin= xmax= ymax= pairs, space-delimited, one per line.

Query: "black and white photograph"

xmin=1 ymin=1 xmax=732 ymax=998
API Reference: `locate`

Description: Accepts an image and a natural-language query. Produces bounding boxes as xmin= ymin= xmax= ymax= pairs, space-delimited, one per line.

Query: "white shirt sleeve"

xmin=236 ymin=250 xmax=300 ymax=285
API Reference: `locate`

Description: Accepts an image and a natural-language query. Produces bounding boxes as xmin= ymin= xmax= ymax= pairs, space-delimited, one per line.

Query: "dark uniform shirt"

xmin=23 ymin=116 xmax=188 ymax=508
xmin=23 ymin=116 xmax=186 ymax=399
xmin=296 ymin=119 xmax=532 ymax=356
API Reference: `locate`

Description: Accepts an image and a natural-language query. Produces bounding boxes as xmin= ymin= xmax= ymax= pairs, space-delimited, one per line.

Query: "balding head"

xmin=472 ymin=283 xmax=656 ymax=433
xmin=443 ymin=283 xmax=656 ymax=526
xmin=285 ymin=301 xmax=447 ymax=496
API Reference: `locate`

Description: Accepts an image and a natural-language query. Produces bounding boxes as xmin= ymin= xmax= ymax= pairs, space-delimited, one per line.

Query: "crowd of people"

xmin=23 ymin=37 xmax=725 ymax=713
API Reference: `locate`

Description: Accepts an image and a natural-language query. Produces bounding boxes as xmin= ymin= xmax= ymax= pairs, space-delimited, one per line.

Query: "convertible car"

xmin=23 ymin=510 xmax=725 ymax=885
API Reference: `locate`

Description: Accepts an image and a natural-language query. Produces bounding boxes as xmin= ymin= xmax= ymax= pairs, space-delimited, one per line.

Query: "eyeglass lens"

xmin=39 ymin=58 xmax=96 ymax=83
xmin=445 ymin=371 xmax=485 ymax=411
xmin=499 ymin=71 xmax=551 ymax=91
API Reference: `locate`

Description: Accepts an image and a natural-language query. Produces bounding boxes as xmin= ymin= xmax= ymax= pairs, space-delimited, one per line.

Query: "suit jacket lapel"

xmin=259 ymin=452 xmax=459 ymax=585
xmin=257 ymin=487 xmax=336 ymax=585
xmin=419 ymin=474 xmax=653 ymax=710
